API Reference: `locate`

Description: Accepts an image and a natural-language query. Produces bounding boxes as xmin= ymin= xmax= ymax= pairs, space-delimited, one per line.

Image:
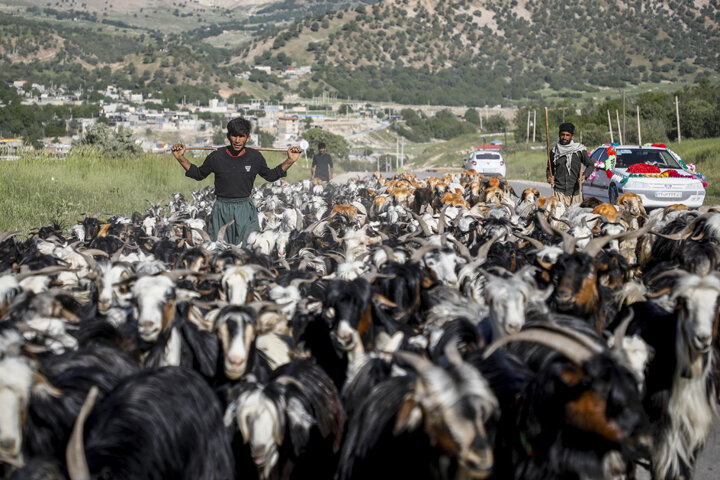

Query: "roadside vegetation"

xmin=0 ymin=150 xmax=311 ymax=234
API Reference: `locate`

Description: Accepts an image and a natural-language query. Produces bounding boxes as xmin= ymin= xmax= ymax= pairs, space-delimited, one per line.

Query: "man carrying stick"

xmin=546 ymin=122 xmax=594 ymax=208
xmin=171 ymin=117 xmax=302 ymax=245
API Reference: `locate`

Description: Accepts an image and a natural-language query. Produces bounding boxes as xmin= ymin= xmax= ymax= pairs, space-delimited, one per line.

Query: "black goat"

xmin=224 ymin=359 xmax=344 ymax=480
xmin=484 ymin=321 xmax=652 ymax=480
xmin=67 ymin=366 xmax=234 ymax=480
xmin=338 ymin=345 xmax=498 ymax=480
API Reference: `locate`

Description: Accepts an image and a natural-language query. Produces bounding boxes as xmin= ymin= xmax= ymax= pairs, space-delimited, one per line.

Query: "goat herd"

xmin=1 ymin=170 xmax=719 ymax=480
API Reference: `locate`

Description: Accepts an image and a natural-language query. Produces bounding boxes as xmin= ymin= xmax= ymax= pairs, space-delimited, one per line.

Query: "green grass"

xmin=0 ymin=148 xmax=311 ymax=234
xmin=668 ymin=138 xmax=720 ymax=205
xmin=2 ymin=137 xmax=719 ymax=234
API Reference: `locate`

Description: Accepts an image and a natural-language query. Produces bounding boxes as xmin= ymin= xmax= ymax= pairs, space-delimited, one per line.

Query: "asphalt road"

xmin=332 ymin=170 xmax=720 ymax=479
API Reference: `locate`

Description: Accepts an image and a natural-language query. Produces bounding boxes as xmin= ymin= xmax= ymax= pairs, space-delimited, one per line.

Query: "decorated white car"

xmin=582 ymin=144 xmax=706 ymax=208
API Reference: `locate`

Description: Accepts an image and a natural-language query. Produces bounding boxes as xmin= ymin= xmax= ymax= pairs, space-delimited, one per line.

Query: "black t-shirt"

xmin=185 ymin=147 xmax=286 ymax=198
xmin=312 ymin=152 xmax=333 ymax=180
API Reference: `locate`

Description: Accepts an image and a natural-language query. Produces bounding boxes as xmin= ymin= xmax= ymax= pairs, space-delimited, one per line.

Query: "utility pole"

xmin=607 ymin=109 xmax=614 ymax=143
xmin=622 ymin=90 xmax=626 ymax=146
xmin=636 ymin=105 xmax=642 ymax=146
xmin=675 ymin=96 xmax=681 ymax=143
xmin=532 ymin=110 xmax=537 ymax=143
xmin=616 ymin=110 xmax=623 ymax=144
xmin=396 ymin=137 xmax=399 ymax=170
xmin=401 ymin=140 xmax=404 ymax=168
xmin=525 ymin=110 xmax=531 ymax=150
xmin=559 ymin=107 xmax=567 ymax=122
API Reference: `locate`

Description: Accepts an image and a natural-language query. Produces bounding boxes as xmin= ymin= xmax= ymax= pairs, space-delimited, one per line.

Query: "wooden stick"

xmin=545 ymin=107 xmax=552 ymax=182
xmin=160 ymin=146 xmax=292 ymax=153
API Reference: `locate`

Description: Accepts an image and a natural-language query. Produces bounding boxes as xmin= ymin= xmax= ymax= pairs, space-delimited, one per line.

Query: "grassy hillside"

xmin=2 ymin=1 xmax=719 ymax=106
xmin=245 ymin=0 xmax=720 ymax=105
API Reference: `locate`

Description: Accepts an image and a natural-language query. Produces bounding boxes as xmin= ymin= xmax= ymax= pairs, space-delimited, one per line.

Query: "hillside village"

xmin=2 ymin=77 xmax=513 ymax=161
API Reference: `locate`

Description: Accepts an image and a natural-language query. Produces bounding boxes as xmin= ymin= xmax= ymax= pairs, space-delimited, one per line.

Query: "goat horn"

xmin=289 ymin=277 xmax=317 ymax=288
xmin=328 ymin=226 xmax=342 ymax=244
xmin=582 ymin=218 xmax=656 ymax=258
xmin=536 ymin=211 xmax=576 ymax=253
xmin=326 ymin=252 xmax=347 ymax=264
xmin=245 ymin=300 xmax=293 ymax=313
xmin=0 ymin=230 xmax=21 ymax=243
xmin=446 ymin=234 xmax=472 ymax=260
xmin=216 ymin=220 xmax=235 ymax=243
xmin=396 ymin=350 xmax=435 ymax=375
xmin=483 ymin=328 xmax=597 ymax=365
xmin=438 ymin=205 xmax=448 ymax=236
xmin=380 ymin=244 xmax=396 ymax=263
xmin=513 ymin=232 xmax=544 ymax=250
xmin=476 ymin=234 xmax=502 ymax=262
xmin=410 ymin=211 xmax=433 ymax=237
xmin=81 ymin=248 xmax=110 ymax=258
xmin=612 ymin=309 xmax=635 ymax=351
xmin=410 ymin=242 xmax=440 ymax=263
xmin=15 ymin=266 xmax=78 ymax=282
xmin=648 ymin=213 xmax=716 ymax=242
xmin=444 ymin=338 xmax=464 ymax=366
xmin=527 ymin=321 xmax=604 ymax=354
xmin=67 ymin=385 xmax=99 ymax=480
xmin=295 ymin=208 xmax=304 ymax=231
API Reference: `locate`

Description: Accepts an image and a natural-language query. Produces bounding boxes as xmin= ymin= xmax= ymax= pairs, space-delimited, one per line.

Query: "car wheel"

xmin=608 ymin=184 xmax=618 ymax=204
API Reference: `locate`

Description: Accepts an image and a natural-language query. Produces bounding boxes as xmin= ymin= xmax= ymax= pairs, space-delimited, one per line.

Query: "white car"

xmin=464 ymin=150 xmax=506 ymax=177
xmin=582 ymin=145 xmax=705 ymax=208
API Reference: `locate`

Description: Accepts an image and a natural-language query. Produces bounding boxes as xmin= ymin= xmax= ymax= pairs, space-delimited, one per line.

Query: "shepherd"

xmin=546 ymin=122 xmax=594 ymax=207
xmin=171 ymin=117 xmax=302 ymax=245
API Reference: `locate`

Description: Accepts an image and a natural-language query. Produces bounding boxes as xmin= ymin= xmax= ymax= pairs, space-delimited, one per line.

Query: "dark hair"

xmin=558 ymin=122 xmax=575 ymax=135
xmin=226 ymin=117 xmax=252 ymax=137
xmin=318 ymin=142 xmax=326 ymax=149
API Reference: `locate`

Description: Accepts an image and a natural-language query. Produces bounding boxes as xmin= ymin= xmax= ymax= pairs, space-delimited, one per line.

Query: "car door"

xmin=584 ymin=148 xmax=607 ymax=198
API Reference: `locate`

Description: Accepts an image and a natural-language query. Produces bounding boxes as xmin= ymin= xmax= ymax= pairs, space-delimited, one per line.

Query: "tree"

xmin=76 ymin=123 xmax=142 ymax=157
xmin=302 ymin=128 xmax=349 ymax=160
xmin=464 ymin=108 xmax=481 ymax=126
xmin=485 ymin=114 xmax=508 ymax=133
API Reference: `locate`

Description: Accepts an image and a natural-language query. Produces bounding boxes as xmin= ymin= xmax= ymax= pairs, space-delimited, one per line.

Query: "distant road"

xmin=332 ymin=170 xmax=552 ymax=197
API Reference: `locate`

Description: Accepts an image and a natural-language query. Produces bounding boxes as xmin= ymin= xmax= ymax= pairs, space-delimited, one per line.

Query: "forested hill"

xmin=246 ymin=0 xmax=720 ymax=105
xmin=1 ymin=0 xmax=719 ymax=106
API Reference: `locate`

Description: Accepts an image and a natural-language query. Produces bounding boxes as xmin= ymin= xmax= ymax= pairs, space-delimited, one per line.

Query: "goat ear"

xmin=393 ymin=392 xmax=422 ymax=435
xmin=32 ymin=372 xmax=62 ymax=398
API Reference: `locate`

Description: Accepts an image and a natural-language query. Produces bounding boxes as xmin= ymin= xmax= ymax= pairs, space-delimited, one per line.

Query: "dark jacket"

xmin=185 ymin=147 xmax=286 ymax=198
xmin=546 ymin=148 xmax=594 ymax=196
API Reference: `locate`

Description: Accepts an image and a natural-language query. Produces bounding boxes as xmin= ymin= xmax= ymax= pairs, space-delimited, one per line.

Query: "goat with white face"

xmin=0 ymin=331 xmax=60 ymax=469
xmin=483 ymin=271 xmax=539 ymax=335
xmin=93 ymin=260 xmax=134 ymax=317
xmin=224 ymin=360 xmax=344 ymax=480
xmin=132 ymin=275 xmax=176 ymax=343
xmin=221 ymin=265 xmax=262 ymax=305
xmin=623 ymin=272 xmax=720 ymax=479
xmin=214 ymin=305 xmax=259 ymax=380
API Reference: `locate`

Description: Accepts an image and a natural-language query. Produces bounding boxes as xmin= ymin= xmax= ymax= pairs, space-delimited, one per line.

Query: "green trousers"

xmin=207 ymin=196 xmax=259 ymax=246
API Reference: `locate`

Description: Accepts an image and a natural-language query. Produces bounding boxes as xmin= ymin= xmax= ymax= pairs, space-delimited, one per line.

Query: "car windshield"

xmin=474 ymin=153 xmax=500 ymax=160
xmin=615 ymin=149 xmax=683 ymax=169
